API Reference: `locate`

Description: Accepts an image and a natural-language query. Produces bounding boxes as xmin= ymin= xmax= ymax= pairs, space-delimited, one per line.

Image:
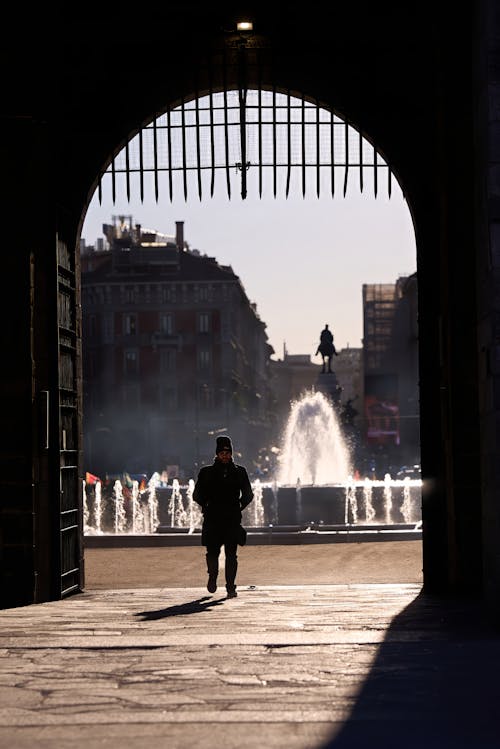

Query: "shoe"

xmin=226 ymin=589 xmax=237 ymax=599
xmin=207 ymin=575 xmax=217 ymax=594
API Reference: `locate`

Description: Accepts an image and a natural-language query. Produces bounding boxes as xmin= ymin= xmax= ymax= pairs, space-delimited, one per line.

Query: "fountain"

xmin=168 ymin=478 xmax=188 ymax=528
xmin=113 ymin=479 xmax=127 ymax=534
xmin=94 ymin=479 xmax=103 ymax=533
xmin=186 ymin=479 xmax=203 ymax=533
xmin=278 ymin=391 xmax=351 ymax=485
xmin=83 ymin=388 xmax=422 ymax=538
xmin=261 ymin=388 xmax=421 ymax=529
xmin=131 ymin=479 xmax=145 ymax=533
xmin=362 ymin=477 xmax=376 ymax=522
xmin=251 ymin=479 xmax=265 ymax=526
xmin=83 ymin=478 xmax=104 ymax=535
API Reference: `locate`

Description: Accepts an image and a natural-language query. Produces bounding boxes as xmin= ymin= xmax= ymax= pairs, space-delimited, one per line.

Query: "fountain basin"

xmin=264 ymin=482 xmax=421 ymax=526
xmin=84 ymin=523 xmax=421 ymax=548
xmin=84 ymin=479 xmax=422 ymax=535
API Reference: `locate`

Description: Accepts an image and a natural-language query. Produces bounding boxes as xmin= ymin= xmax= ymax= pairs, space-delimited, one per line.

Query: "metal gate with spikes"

xmin=97 ymin=42 xmax=393 ymax=205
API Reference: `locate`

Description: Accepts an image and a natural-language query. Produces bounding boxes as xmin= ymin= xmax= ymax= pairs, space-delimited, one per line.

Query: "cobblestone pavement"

xmin=1 ymin=575 xmax=500 ymax=749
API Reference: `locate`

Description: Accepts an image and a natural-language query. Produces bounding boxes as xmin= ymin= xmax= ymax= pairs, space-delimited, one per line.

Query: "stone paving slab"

xmin=0 ymin=584 xmax=425 ymax=648
xmin=1 ymin=582 xmax=500 ymax=748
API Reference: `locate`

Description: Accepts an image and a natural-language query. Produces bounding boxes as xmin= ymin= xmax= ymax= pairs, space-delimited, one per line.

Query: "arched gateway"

xmin=2 ymin=3 xmax=499 ymax=617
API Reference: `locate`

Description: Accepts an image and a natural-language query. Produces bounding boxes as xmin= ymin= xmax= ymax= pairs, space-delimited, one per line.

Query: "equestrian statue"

xmin=315 ymin=324 xmax=338 ymax=373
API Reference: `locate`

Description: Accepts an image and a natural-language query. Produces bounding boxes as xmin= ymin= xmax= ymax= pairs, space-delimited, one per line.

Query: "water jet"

xmin=84 ymin=389 xmax=421 ymax=538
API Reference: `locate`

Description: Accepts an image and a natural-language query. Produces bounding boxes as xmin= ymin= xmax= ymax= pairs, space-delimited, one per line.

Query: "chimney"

xmin=175 ymin=221 xmax=184 ymax=251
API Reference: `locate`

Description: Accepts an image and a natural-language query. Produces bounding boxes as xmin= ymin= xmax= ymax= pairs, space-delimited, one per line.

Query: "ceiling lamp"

xmin=236 ymin=20 xmax=253 ymax=32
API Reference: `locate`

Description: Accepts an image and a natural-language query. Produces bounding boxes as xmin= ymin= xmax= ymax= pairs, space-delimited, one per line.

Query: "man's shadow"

xmin=134 ymin=596 xmax=225 ymax=621
xmin=321 ymin=590 xmax=500 ymax=749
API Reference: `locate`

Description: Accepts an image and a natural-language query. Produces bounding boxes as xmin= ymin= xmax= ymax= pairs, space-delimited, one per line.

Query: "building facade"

xmin=81 ymin=217 xmax=275 ymax=480
xmin=362 ymin=274 xmax=420 ymax=476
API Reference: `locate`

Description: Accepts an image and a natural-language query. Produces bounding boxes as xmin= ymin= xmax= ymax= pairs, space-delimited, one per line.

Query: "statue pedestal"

xmin=316 ymin=370 xmax=342 ymax=406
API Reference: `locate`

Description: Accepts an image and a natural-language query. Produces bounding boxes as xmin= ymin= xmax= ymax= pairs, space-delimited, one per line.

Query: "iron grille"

xmin=98 ymin=90 xmax=393 ymax=204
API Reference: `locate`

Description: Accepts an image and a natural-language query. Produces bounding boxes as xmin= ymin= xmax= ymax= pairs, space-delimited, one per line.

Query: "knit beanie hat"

xmin=216 ymin=435 xmax=233 ymax=453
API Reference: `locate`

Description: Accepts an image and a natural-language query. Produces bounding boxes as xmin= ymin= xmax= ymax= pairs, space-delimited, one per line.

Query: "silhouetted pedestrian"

xmin=193 ymin=435 xmax=254 ymax=598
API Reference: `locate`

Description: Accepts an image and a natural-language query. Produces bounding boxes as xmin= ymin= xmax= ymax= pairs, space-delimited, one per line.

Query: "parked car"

xmin=396 ymin=464 xmax=422 ymax=480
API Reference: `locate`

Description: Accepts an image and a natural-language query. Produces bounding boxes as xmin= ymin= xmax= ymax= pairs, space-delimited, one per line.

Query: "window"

xmin=124 ymin=349 xmax=138 ymax=375
xmin=161 ymin=313 xmax=174 ymax=335
xmin=160 ymin=349 xmax=176 ymax=373
xmin=124 ymin=286 xmax=135 ymax=304
xmin=198 ymin=349 xmax=211 ymax=370
xmin=199 ymin=312 xmax=210 ymax=333
xmin=195 ymin=285 xmax=209 ymax=302
xmin=162 ymin=285 xmax=176 ymax=303
xmin=124 ymin=314 xmax=137 ymax=335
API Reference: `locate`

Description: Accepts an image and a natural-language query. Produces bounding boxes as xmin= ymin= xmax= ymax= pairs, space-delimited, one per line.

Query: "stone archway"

xmin=80 ymin=78 xmax=420 ymax=564
xmin=3 ymin=3 xmax=492 ymax=611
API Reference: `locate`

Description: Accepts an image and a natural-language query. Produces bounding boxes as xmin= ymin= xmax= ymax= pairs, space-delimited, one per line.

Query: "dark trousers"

xmin=206 ymin=541 xmax=238 ymax=591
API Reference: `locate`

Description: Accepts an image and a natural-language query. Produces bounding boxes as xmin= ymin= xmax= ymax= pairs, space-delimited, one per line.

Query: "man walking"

xmin=193 ymin=435 xmax=254 ymax=598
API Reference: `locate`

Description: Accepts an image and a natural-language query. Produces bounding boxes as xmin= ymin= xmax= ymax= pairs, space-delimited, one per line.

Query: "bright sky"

xmin=82 ymin=184 xmax=416 ymax=360
xmin=81 ymin=92 xmax=417 ymax=360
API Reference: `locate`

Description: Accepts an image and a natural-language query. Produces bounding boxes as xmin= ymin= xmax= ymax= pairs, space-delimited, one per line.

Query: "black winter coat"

xmin=193 ymin=459 xmax=254 ymax=540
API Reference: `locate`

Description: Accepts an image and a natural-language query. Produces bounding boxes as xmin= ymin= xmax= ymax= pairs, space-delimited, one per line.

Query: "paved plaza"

xmin=1 ymin=540 xmax=500 ymax=748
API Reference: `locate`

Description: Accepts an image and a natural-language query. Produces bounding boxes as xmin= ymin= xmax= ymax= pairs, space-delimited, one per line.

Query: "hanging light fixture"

xmin=236 ymin=20 xmax=253 ymax=32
